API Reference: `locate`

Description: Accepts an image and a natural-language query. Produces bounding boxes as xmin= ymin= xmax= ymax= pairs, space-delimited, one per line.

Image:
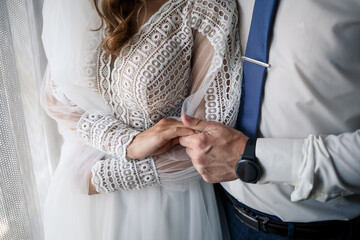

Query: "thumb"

xmin=181 ymin=114 xmax=209 ymax=131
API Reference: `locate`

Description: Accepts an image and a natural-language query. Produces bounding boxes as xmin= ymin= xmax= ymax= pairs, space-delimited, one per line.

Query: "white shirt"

xmin=222 ymin=0 xmax=360 ymax=222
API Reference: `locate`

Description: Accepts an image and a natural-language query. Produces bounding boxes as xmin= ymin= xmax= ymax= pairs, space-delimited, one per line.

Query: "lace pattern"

xmin=77 ymin=112 xmax=140 ymax=159
xmin=92 ymin=0 xmax=241 ymax=130
xmin=76 ymin=0 xmax=241 ymax=193
xmin=99 ymin=0 xmax=192 ymax=130
xmin=191 ymin=0 xmax=242 ymax=126
xmin=49 ymin=76 xmax=73 ymax=105
xmin=91 ymin=157 xmax=160 ymax=193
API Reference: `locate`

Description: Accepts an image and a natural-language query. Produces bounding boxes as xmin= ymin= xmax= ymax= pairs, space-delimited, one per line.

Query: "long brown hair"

xmin=93 ymin=0 xmax=146 ymax=57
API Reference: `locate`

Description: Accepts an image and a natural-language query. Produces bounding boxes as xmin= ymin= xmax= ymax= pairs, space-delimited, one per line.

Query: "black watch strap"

xmin=242 ymin=138 xmax=257 ymax=160
xmin=235 ymin=138 xmax=261 ymax=183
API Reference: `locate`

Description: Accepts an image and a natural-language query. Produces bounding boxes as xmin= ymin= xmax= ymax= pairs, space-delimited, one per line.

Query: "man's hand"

xmin=179 ymin=114 xmax=249 ymax=183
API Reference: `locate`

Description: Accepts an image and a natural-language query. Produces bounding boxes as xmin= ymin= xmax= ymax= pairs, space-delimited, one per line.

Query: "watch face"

xmin=236 ymin=159 xmax=261 ymax=183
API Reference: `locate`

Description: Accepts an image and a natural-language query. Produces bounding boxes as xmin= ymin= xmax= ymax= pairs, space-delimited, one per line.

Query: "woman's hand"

xmin=126 ymin=118 xmax=196 ymax=159
xmin=88 ymin=172 xmax=99 ymax=195
xmin=88 ymin=118 xmax=195 ymax=195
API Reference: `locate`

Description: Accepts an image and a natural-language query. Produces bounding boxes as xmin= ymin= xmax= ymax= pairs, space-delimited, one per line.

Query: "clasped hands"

xmin=89 ymin=114 xmax=248 ymax=194
xmin=127 ymin=114 xmax=249 ymax=183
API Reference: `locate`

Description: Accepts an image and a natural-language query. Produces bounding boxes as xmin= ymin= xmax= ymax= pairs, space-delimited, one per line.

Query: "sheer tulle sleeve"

xmin=89 ymin=0 xmax=242 ymax=193
xmin=41 ymin=67 xmax=84 ymax=134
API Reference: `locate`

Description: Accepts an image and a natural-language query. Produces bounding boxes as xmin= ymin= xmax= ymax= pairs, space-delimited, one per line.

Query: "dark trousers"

xmin=215 ymin=184 xmax=360 ymax=240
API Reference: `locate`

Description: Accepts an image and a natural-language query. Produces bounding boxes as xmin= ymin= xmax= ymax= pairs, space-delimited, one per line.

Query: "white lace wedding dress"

xmin=41 ymin=0 xmax=242 ymax=239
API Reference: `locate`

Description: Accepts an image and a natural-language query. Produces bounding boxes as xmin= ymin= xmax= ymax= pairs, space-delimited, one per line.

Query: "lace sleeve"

xmin=189 ymin=0 xmax=242 ymax=126
xmin=91 ymin=156 xmax=160 ymax=193
xmin=77 ymin=113 xmax=140 ymax=160
xmin=156 ymin=0 xmax=242 ymax=187
xmin=77 ymin=113 xmax=163 ymax=192
xmin=88 ymin=0 xmax=242 ymax=193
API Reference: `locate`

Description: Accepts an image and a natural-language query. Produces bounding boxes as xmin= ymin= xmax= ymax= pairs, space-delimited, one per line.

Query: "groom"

xmin=179 ymin=0 xmax=360 ymax=239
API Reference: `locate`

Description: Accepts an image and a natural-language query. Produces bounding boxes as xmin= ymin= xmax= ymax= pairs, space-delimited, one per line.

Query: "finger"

xmin=151 ymin=141 xmax=173 ymax=156
xmin=171 ymin=137 xmax=180 ymax=146
xmin=179 ymin=133 xmax=202 ymax=148
xmin=185 ymin=145 xmax=194 ymax=158
xmin=176 ymin=127 xmax=197 ymax=137
xmin=161 ymin=127 xmax=197 ymax=141
xmin=158 ymin=118 xmax=184 ymax=127
xmin=181 ymin=114 xmax=209 ymax=131
xmin=151 ymin=136 xmax=182 ymax=156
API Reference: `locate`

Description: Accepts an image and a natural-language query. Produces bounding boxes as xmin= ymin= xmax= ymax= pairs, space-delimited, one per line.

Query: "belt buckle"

xmin=234 ymin=205 xmax=270 ymax=233
xmin=256 ymin=215 xmax=269 ymax=233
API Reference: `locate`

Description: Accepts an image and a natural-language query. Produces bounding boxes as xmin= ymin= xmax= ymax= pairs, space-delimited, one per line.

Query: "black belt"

xmin=223 ymin=190 xmax=360 ymax=239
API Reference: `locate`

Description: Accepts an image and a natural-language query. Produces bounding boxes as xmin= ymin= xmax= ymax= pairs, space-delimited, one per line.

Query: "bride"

xmin=41 ymin=0 xmax=242 ymax=239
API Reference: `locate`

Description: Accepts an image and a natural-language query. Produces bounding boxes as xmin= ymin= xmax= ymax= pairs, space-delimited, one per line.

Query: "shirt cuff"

xmin=256 ymin=138 xmax=304 ymax=185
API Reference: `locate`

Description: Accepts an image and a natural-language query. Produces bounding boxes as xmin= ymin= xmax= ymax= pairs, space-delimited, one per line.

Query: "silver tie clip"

xmin=242 ymin=56 xmax=270 ymax=68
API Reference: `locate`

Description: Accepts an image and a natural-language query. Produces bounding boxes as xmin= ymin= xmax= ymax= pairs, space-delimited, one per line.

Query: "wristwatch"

xmin=235 ymin=138 xmax=261 ymax=183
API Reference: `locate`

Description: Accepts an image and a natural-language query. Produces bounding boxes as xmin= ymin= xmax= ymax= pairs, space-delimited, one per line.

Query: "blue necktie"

xmin=236 ymin=0 xmax=279 ymax=137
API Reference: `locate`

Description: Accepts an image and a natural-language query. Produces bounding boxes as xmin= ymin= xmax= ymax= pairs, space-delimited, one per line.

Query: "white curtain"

xmin=0 ymin=0 xmax=57 ymax=239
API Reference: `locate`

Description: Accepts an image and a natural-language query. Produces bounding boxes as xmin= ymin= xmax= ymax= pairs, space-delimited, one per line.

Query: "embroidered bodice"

xmin=46 ymin=0 xmax=242 ymax=193
xmin=83 ymin=0 xmax=241 ymax=130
